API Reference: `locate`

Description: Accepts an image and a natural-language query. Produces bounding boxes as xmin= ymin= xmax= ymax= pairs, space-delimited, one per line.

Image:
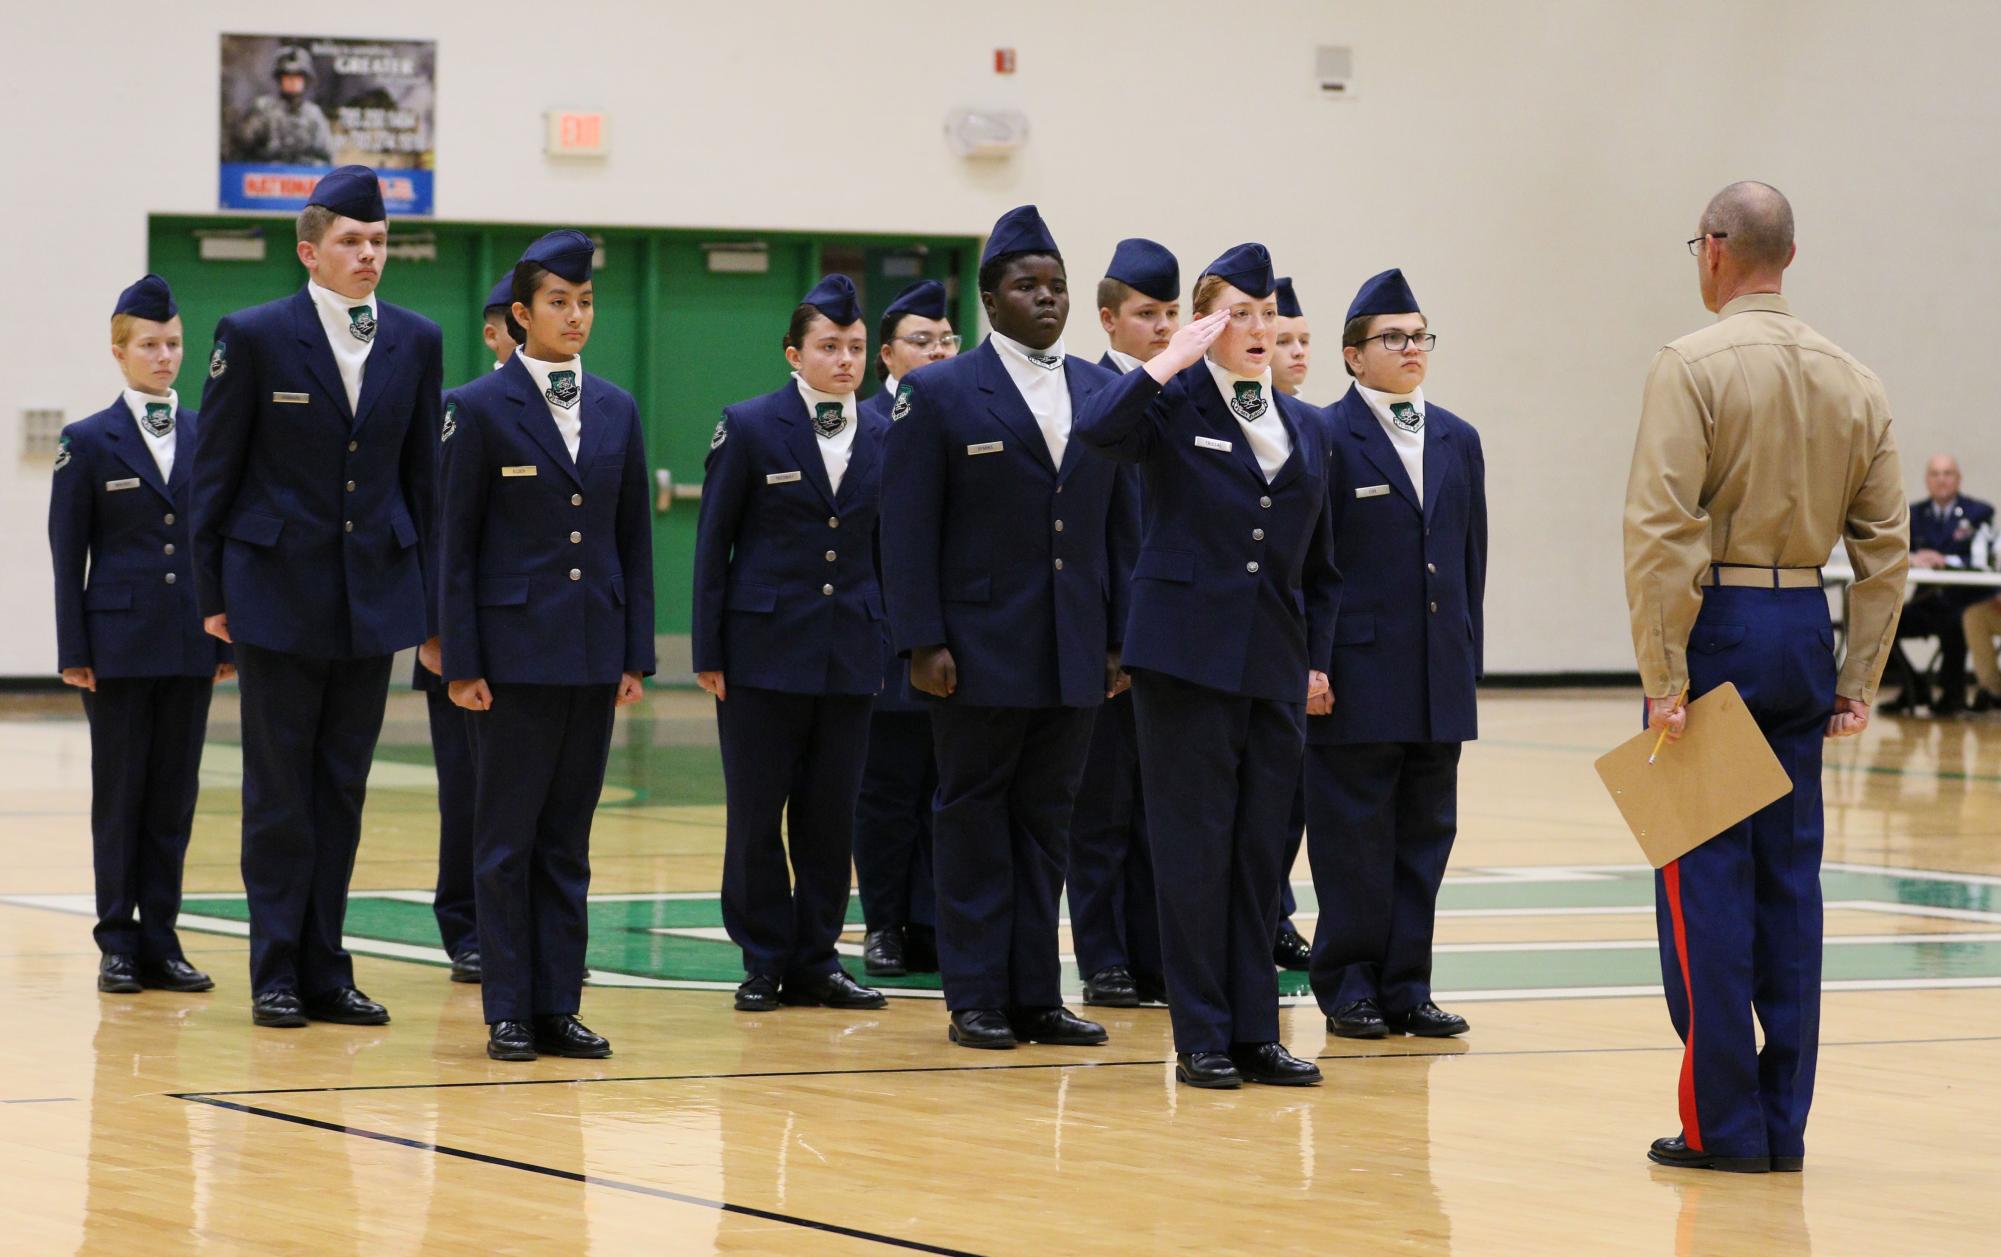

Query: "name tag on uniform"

xmin=765 ymin=470 xmax=803 ymax=485
xmin=1194 ymin=436 xmax=1233 ymax=452
xmin=966 ymin=441 xmax=1004 ymax=456
xmin=272 ymin=392 xmax=310 ymax=405
xmin=1356 ymin=484 xmax=1391 ymax=498
xmin=104 ymin=477 xmax=141 ymax=492
xmin=501 ymin=465 xmax=538 ymax=478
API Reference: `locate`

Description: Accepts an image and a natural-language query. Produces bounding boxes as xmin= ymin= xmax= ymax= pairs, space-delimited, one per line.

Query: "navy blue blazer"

xmin=1309 ymin=385 xmax=1486 ymax=745
xmin=1073 ymin=362 xmax=1337 ymax=704
xmin=192 ymin=287 xmax=442 ymax=659
xmin=880 ymin=339 xmax=1137 ymax=709
xmin=1910 ymin=493 xmax=1994 ymax=609
xmin=437 ymin=355 xmax=657 ymax=686
xmin=692 ymin=383 xmax=887 ymax=696
xmin=48 ymin=399 xmax=228 ymax=679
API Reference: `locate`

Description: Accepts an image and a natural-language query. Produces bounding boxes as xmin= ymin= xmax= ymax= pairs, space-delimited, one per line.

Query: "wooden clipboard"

xmin=1593 ymin=682 xmax=1793 ymax=868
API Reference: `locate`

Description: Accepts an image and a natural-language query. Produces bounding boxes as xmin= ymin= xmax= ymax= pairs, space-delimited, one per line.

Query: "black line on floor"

xmin=175 ymin=1095 xmax=979 ymax=1256
xmin=167 ymin=1033 xmax=2001 ymax=1101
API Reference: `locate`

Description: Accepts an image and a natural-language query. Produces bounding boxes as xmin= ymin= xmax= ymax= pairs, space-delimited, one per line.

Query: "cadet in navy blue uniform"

xmin=693 ymin=274 xmax=889 ymax=1014
xmin=418 ymin=273 xmax=520 ymax=986
xmin=1068 ymin=237 xmax=1179 ymax=1009
xmin=1268 ymin=275 xmax=1315 ymax=973
xmin=854 ymin=279 xmax=959 ymax=979
xmin=192 ymin=167 xmax=443 ymax=1029
xmin=881 ymin=205 xmax=1136 ymax=1050
xmin=1308 ymin=269 xmax=1486 ymax=1041
xmin=49 ymin=275 xmax=230 ymax=996
xmin=1075 ymin=244 xmax=1335 ymax=1089
xmin=439 ymin=230 xmax=656 ymax=1061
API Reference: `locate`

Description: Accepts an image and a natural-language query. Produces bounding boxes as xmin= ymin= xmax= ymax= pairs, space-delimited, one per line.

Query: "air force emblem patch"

xmin=1389 ymin=400 xmax=1423 ymax=433
xmin=545 ymin=369 xmax=581 ymax=409
xmin=1229 ymin=380 xmax=1268 ymax=423
xmin=347 ymin=305 xmax=377 ymax=343
xmin=890 ymin=385 xmax=913 ymax=423
xmin=208 ymin=341 xmax=227 ymax=379
xmin=441 ymin=400 xmax=457 ymax=444
xmin=53 ymin=434 xmax=72 ymax=472
xmin=710 ymin=417 xmax=728 ymax=450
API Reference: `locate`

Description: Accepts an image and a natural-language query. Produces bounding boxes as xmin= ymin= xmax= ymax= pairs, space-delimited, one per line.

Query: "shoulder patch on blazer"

xmin=53 ymin=435 xmax=72 ymax=472
xmin=441 ymin=401 xmax=457 ymax=444
xmin=105 ymin=477 xmax=141 ymax=492
xmin=710 ymin=417 xmax=728 ymax=450
xmin=1194 ymin=435 xmax=1234 ymax=452
xmin=1356 ymin=484 xmax=1392 ymax=498
xmin=208 ymin=340 xmax=227 ymax=379
xmin=765 ymin=470 xmax=803 ymax=485
xmin=966 ymin=441 xmax=1004 ymax=456
xmin=501 ymin=465 xmax=538 ymax=478
xmin=890 ymin=384 xmax=913 ymax=422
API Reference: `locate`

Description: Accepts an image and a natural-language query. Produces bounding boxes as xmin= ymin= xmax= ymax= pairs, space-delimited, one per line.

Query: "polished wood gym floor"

xmin=3 ymin=685 xmax=1996 ymax=1254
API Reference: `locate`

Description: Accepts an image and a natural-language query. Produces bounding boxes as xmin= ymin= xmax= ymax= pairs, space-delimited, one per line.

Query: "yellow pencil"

xmin=1648 ymin=684 xmax=1690 ymax=765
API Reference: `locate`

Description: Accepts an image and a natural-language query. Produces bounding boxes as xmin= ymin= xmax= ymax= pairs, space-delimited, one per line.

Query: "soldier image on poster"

xmin=231 ymin=45 xmax=335 ymax=165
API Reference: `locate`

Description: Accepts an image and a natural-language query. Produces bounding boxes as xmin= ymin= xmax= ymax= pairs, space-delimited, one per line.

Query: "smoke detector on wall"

xmin=945 ymin=109 xmax=1029 ymax=159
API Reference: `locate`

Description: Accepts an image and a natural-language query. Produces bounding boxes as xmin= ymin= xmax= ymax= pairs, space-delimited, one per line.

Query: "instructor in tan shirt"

xmin=1622 ymin=181 xmax=1907 ymax=1175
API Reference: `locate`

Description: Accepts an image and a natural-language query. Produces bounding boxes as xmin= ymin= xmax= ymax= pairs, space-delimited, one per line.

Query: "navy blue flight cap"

xmin=800 ymin=274 xmax=863 ymax=326
xmin=1105 ymin=238 xmax=1179 ymax=302
xmin=307 ymin=164 xmax=386 ymax=222
xmin=1202 ymin=243 xmax=1275 ymax=299
xmin=981 ymin=204 xmax=1061 ymax=268
xmin=884 ymin=279 xmax=948 ymax=323
xmin=483 ymin=274 xmax=514 ymax=313
xmin=1346 ymin=268 xmax=1421 ymax=322
xmin=113 ymin=273 xmax=176 ymax=322
xmin=520 ymin=230 xmax=596 ymax=283
xmin=1275 ymin=277 xmax=1304 ymax=319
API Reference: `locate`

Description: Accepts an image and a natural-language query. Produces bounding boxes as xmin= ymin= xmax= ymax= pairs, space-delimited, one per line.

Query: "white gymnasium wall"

xmin=6 ymin=0 xmax=1997 ymax=678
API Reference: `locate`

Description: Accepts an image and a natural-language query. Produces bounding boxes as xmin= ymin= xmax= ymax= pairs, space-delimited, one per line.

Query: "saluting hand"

xmin=449 ymin=678 xmax=493 ymax=712
xmin=696 ymin=670 xmax=726 ymax=701
xmin=1307 ymin=670 xmax=1333 ymax=716
xmin=1143 ymin=309 xmax=1231 ymax=385
xmin=617 ymin=672 xmax=645 ymax=707
xmin=910 ymin=645 xmax=957 ymax=698
xmin=1826 ymin=695 xmax=1869 ymax=739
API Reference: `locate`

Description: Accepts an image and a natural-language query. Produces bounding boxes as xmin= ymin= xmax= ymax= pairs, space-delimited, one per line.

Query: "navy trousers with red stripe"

xmin=1654 ymin=584 xmax=1833 ymax=1161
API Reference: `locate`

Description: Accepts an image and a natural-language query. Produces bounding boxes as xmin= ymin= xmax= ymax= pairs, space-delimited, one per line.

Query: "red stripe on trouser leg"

xmin=1663 ymin=859 xmax=1703 ymax=1152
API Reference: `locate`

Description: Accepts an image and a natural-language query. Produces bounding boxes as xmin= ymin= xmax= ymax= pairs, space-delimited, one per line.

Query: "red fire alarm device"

xmin=994 ymin=48 xmax=1017 ymax=74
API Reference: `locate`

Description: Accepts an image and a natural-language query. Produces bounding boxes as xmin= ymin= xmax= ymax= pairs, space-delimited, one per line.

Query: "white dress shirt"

xmin=989 ymin=331 xmax=1071 ymax=468
xmin=306 ymin=281 xmax=377 ymax=414
xmin=517 ymin=349 xmax=585 ymax=462
xmin=1204 ymin=358 xmax=1291 ymax=482
xmin=793 ymin=373 xmax=858 ymax=495
xmin=1356 ymin=382 xmax=1426 ymax=505
xmin=121 ymin=387 xmax=178 ymax=481
xmin=1105 ymin=346 xmax=1146 ymax=375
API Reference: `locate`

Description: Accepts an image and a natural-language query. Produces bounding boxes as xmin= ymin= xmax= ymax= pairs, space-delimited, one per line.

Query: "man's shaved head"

xmin=1700 ymin=181 xmax=1795 ymax=270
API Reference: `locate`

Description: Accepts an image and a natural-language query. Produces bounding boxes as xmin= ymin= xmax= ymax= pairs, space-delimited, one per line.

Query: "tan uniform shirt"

xmin=1623 ymin=292 xmax=1908 ymax=702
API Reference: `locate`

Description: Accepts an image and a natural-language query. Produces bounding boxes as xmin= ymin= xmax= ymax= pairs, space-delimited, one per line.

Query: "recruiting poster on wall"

xmin=217 ymin=33 xmax=436 ymax=215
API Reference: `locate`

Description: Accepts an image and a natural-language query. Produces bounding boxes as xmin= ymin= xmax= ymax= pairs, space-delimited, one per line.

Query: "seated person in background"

xmin=1885 ymin=454 xmax=1992 ymax=714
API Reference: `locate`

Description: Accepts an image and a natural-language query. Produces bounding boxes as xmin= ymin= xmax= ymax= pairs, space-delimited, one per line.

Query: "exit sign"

xmin=546 ymin=111 xmax=609 ymax=158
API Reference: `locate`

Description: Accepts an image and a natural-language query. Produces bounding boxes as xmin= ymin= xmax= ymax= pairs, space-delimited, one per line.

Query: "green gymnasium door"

xmin=149 ymin=217 xmax=978 ymax=666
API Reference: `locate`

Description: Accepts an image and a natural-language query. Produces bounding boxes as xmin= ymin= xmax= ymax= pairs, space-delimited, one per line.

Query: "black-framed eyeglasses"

xmin=1363 ymin=330 xmax=1437 ymax=352
xmin=1686 ymin=232 xmax=1728 ymax=257
xmin=895 ymin=333 xmax=961 ymax=351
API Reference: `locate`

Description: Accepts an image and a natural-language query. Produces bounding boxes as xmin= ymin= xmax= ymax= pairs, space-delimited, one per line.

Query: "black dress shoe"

xmin=487 ymin=1021 xmax=537 ymax=1061
xmin=97 ymin=954 xmax=142 ymax=994
xmin=1388 ymin=1001 xmax=1469 ymax=1037
xmin=252 ymin=990 xmax=308 ymax=1028
xmin=450 ymin=950 xmax=482 ymax=984
xmin=533 ymin=1014 xmax=612 ymax=1058
xmin=948 ymin=1008 xmax=1017 ymax=1049
xmin=139 ymin=958 xmax=215 ymax=992
xmin=735 ymin=974 xmax=780 ymax=1012
xmin=1273 ymin=923 xmax=1313 ymax=971
xmin=1082 ymin=965 xmax=1140 ymax=1008
xmin=1648 ymin=1135 xmax=1768 ymax=1173
xmin=305 ymin=987 xmax=391 ymax=1025
xmin=903 ymin=924 xmax=939 ymax=973
xmin=1175 ymin=1051 xmax=1243 ymax=1089
xmin=1231 ymin=1041 xmax=1323 ymax=1086
xmin=1973 ymin=688 xmax=2001 ymax=713
xmin=1134 ymin=972 xmax=1170 ymax=1005
xmin=1010 ymin=1006 xmax=1108 ymax=1045
xmin=862 ymin=927 xmax=907 ymax=977
xmin=1328 ymin=998 xmax=1388 ymax=1039
xmin=1883 ymin=687 xmax=1927 ymax=715
xmin=781 ymin=969 xmax=887 ymax=1009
